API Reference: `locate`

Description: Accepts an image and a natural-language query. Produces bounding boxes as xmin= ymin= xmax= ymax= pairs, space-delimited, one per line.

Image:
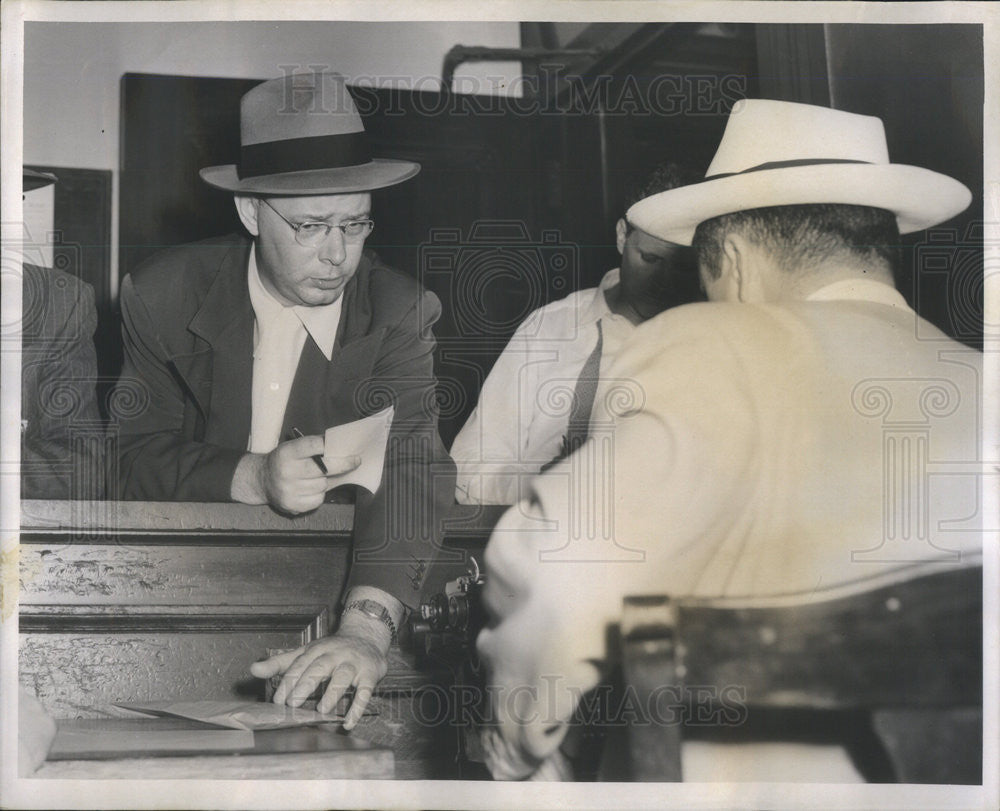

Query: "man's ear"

xmin=615 ymin=219 xmax=628 ymax=255
xmin=721 ymin=232 xmax=764 ymax=303
xmin=234 ymin=194 xmax=261 ymax=237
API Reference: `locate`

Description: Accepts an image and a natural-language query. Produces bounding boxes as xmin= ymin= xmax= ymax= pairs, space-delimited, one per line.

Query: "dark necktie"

xmin=542 ymin=320 xmax=603 ymax=471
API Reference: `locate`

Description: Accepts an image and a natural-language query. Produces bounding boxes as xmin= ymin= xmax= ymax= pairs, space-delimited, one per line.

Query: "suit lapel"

xmin=170 ymin=245 xmax=387 ymax=448
xmin=173 ymin=238 xmax=254 ymax=449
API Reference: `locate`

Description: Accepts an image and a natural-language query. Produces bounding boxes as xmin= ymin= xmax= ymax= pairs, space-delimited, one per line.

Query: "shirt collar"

xmin=247 ymin=248 xmax=343 ymax=361
xmin=581 ymin=267 xmax=619 ymax=323
xmin=805 ymin=277 xmax=911 ymax=310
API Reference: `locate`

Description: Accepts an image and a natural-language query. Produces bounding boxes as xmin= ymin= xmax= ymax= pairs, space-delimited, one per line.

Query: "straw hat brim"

xmin=627 ymin=163 xmax=972 ymax=246
xmin=200 ymin=158 xmax=420 ymax=195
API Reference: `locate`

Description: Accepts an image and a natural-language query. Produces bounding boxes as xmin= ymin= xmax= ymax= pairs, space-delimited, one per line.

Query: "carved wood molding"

xmin=19 ymin=501 xmax=505 ymax=544
xmin=20 ymin=603 xmax=330 ymax=634
xmin=19 ymin=530 xmax=354 ymax=547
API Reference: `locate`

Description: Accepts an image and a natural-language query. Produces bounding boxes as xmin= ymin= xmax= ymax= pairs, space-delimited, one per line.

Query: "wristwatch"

xmin=344 ymin=598 xmax=398 ymax=643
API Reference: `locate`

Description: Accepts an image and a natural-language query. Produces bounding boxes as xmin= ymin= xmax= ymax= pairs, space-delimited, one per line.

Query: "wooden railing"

xmin=18 ymin=501 xmax=503 ymax=719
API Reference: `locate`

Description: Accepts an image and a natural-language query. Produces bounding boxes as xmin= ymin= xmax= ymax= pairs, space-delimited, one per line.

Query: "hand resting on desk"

xmin=251 ymin=593 xmax=398 ymax=731
xmin=231 ymin=434 xmax=360 ymax=514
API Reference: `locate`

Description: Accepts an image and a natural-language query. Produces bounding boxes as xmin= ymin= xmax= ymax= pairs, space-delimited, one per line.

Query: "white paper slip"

xmin=323 ymin=405 xmax=394 ymax=493
xmin=116 ymin=700 xmax=341 ymax=731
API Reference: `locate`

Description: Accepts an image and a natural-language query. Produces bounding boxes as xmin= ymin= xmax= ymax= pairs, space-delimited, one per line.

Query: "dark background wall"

xmin=825 ymin=24 xmax=984 ymax=349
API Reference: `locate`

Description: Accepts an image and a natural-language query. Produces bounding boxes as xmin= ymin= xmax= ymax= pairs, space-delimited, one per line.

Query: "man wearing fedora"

xmin=112 ymin=71 xmax=455 ymax=727
xmin=475 ymin=100 xmax=983 ymax=780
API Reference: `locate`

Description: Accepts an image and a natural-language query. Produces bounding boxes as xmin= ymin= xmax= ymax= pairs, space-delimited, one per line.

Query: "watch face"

xmin=348 ymin=599 xmax=397 ymax=640
xmin=356 ymin=599 xmax=386 ymax=618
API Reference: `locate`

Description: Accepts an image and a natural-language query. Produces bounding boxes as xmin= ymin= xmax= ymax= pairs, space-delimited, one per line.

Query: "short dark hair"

xmin=623 ymin=161 xmax=702 ymax=220
xmin=691 ymin=204 xmax=901 ymax=280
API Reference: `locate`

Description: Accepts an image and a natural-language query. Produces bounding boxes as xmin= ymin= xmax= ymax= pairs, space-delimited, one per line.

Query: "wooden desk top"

xmin=18 ymin=500 xmax=502 ymax=774
xmin=19 ymin=499 xmax=507 ymax=541
xmin=36 ymin=719 xmax=395 ymax=779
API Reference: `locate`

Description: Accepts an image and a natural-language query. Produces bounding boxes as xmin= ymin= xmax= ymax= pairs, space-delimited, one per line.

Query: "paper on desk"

xmin=117 ymin=700 xmax=344 ymax=731
xmin=323 ymin=405 xmax=394 ymax=493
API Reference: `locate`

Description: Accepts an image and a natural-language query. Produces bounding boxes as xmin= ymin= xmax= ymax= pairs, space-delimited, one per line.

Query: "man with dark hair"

xmin=451 ymin=161 xmax=702 ymax=505
xmin=476 ymin=100 xmax=982 ymax=780
xmin=693 ymin=203 xmax=901 ymax=279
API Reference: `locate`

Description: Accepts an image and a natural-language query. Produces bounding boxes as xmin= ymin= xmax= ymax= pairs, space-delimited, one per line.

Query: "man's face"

xmin=618 ymin=224 xmax=701 ymax=320
xmin=252 ymin=192 xmax=372 ymax=307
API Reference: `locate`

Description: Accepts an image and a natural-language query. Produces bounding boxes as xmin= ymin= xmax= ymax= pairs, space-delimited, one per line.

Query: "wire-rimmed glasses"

xmin=260 ymin=198 xmax=374 ymax=247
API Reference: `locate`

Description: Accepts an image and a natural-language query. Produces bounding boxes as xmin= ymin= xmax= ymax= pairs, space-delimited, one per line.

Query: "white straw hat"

xmin=627 ymin=99 xmax=971 ymax=246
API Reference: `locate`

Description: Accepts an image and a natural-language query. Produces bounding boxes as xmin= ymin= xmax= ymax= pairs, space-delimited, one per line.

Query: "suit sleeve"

xmin=110 ymin=274 xmax=244 ymax=501
xmin=21 ymin=278 xmax=105 ymax=499
xmin=345 ymin=288 xmax=457 ymax=609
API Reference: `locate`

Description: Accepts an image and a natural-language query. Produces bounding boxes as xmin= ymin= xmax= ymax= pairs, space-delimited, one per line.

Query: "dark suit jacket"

xmin=21 ymin=264 xmax=104 ymax=499
xmin=113 ymin=234 xmax=456 ymax=606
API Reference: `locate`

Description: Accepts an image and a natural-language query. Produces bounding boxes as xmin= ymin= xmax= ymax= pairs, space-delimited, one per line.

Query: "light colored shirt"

xmin=804 ymin=276 xmax=908 ymax=307
xmin=478 ymin=276 xmax=982 ymax=780
xmin=247 ymin=249 xmax=342 ymax=453
xmin=450 ymin=268 xmax=636 ymax=505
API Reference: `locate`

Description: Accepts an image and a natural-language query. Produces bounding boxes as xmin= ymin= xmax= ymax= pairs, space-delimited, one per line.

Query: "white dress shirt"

xmin=450 ymin=268 xmax=636 ymax=505
xmin=247 ymin=249 xmax=343 ymax=453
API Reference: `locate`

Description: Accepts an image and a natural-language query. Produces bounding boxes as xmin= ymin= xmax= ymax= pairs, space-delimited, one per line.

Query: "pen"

xmin=290 ymin=427 xmax=328 ymax=474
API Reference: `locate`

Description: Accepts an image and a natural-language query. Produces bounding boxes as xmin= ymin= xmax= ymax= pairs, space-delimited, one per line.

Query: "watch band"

xmin=344 ymin=598 xmax=397 ymax=643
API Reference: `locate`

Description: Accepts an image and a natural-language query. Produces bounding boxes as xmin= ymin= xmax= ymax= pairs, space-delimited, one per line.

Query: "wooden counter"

xmin=18 ymin=500 xmax=505 ymax=778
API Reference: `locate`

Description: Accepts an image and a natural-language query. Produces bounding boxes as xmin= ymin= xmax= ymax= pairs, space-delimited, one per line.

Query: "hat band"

xmin=238 ymin=132 xmax=372 ymax=179
xmin=706 ymin=157 xmax=871 ymax=181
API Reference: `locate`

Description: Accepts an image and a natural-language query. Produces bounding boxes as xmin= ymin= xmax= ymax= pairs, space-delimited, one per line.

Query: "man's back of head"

xmin=691 ymin=202 xmax=900 ymax=300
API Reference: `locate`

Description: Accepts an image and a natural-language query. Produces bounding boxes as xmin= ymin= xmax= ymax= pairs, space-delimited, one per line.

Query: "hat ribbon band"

xmin=705 ymin=158 xmax=872 ymax=181
xmin=238 ymin=132 xmax=372 ymax=179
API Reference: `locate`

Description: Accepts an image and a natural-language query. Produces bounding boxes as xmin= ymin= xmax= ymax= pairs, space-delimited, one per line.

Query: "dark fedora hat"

xmin=200 ymin=71 xmax=419 ymax=195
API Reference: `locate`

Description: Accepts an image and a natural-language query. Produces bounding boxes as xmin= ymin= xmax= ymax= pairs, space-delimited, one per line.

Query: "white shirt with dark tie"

xmin=450 ymin=268 xmax=636 ymax=505
xmin=246 ymin=249 xmax=342 ymax=454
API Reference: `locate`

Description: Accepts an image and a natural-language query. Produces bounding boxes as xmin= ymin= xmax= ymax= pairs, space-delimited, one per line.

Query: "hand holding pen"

xmin=246 ymin=429 xmax=360 ymax=515
xmin=290 ymin=427 xmax=329 ymax=474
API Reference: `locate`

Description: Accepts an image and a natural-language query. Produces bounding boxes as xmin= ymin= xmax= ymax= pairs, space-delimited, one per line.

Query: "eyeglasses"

xmin=260 ymin=198 xmax=374 ymax=247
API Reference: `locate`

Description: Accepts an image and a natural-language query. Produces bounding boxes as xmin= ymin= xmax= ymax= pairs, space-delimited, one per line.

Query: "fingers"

xmin=323 ymin=454 xmax=362 ymax=479
xmin=342 ymin=680 xmax=376 ymax=730
xmin=270 ymin=649 xmax=320 ymax=706
xmin=288 ymin=657 xmax=354 ymax=709
xmin=257 ymin=633 xmax=387 ymax=732
xmin=314 ymin=663 xmax=355 ymax=716
xmin=249 ymin=648 xmax=301 ymax=679
xmin=264 ymin=439 xmax=333 ymax=513
xmin=277 ymin=655 xmax=377 ymax=730
xmin=282 ymin=434 xmax=325 ymax=459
